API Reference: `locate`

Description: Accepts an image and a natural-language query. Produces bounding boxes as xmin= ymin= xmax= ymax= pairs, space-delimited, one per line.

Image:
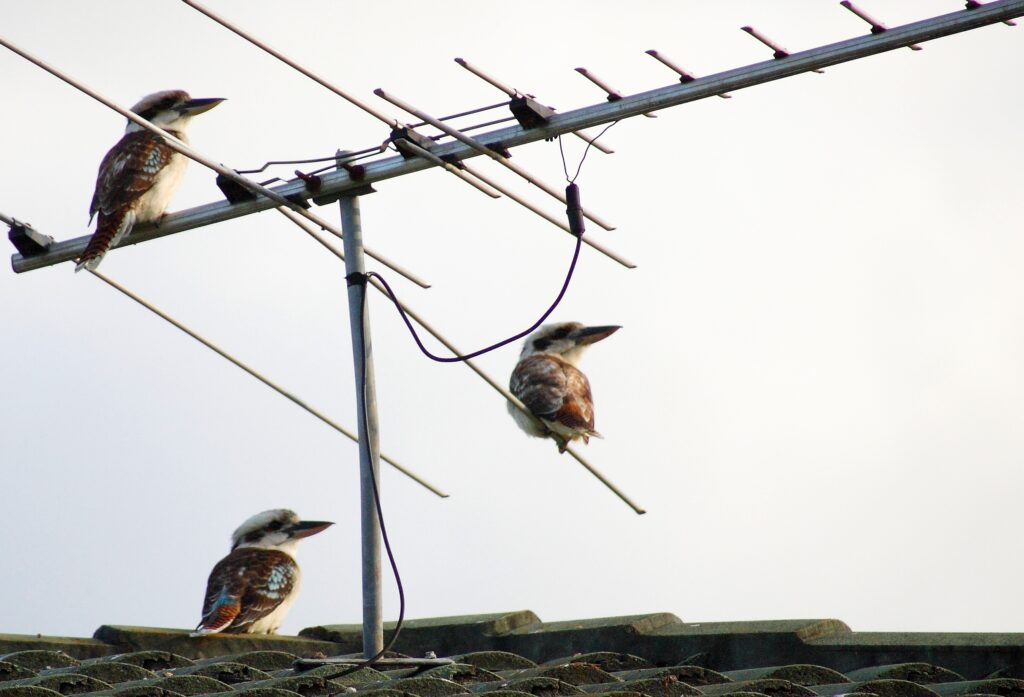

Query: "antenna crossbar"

xmin=13 ymin=0 xmax=1020 ymax=274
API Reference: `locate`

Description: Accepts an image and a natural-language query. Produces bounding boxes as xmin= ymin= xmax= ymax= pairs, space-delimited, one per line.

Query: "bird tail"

xmin=76 ymin=208 xmax=135 ymax=272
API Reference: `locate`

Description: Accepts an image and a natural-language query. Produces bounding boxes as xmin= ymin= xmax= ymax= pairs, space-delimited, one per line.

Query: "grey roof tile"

xmin=471 ymin=677 xmax=582 ymax=696
xmin=191 ymin=654 xmax=298 ymax=672
xmin=813 ymin=679 xmax=941 ymax=697
xmin=270 ymin=666 xmax=382 ymax=684
xmin=38 ymin=666 xmax=156 ymax=685
xmin=0 ymin=665 xmax=35 ymax=682
xmin=354 ymin=690 xmax=408 ymax=697
xmin=846 ymin=665 xmax=966 ymax=685
xmin=80 ymin=653 xmax=193 ymax=671
xmin=497 ymin=666 xmax=617 ymax=687
xmin=301 ymin=613 xmax=541 ymax=659
xmin=416 ymin=664 xmax=503 ymax=685
xmin=610 ymin=667 xmax=730 ymax=687
xmin=371 ymin=677 xmax=469 ymax=697
xmin=233 ymin=675 xmax=348 ymax=697
xmin=4 ymin=675 xmax=111 ymax=695
xmin=700 ymin=679 xmax=818 ymax=697
xmin=92 ymin=630 xmax=333 ymax=663
xmin=0 ymin=654 xmax=80 ymax=672
xmin=210 ymin=690 xmax=301 ymax=697
xmin=541 ymin=655 xmax=649 ymax=672
xmin=577 ymin=677 xmax=701 ymax=697
xmin=0 ymin=639 xmax=110 ymax=662
xmin=0 ymin=687 xmax=67 ymax=697
xmin=167 ymin=664 xmax=271 ymax=684
xmin=93 ymin=685 xmax=184 ymax=697
xmin=3 ymin=609 xmax=1024 ymax=697
xmin=112 ymin=676 xmax=230 ymax=697
xmin=722 ymin=667 xmax=849 ymax=686
xmin=449 ymin=655 xmax=535 ymax=672
xmin=930 ymin=680 xmax=1024 ymax=697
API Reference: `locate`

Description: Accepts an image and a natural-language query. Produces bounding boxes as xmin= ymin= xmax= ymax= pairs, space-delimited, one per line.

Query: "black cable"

xmin=367 ymin=227 xmax=582 ymax=364
xmin=558 ymin=120 xmax=619 ymax=184
xmin=314 ymin=284 xmax=405 ymax=681
xmin=366 ymin=121 xmax=618 ymax=364
xmin=356 ymin=288 xmax=406 ymax=666
xmin=307 ymin=121 xmax=617 ymax=678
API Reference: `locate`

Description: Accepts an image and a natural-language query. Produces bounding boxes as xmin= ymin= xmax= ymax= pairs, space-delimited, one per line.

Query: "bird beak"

xmin=571 ymin=325 xmax=621 ymax=346
xmin=179 ymin=97 xmax=225 ymax=116
xmin=287 ymin=520 xmax=334 ymax=540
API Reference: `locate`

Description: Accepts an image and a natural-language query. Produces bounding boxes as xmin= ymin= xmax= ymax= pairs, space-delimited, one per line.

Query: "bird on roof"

xmin=191 ymin=509 xmax=333 ymax=637
xmin=508 ymin=322 xmax=620 ymax=453
xmin=76 ymin=89 xmax=224 ymax=272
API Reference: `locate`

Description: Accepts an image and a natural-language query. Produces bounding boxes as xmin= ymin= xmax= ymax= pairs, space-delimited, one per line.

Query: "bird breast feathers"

xmin=200 ymin=547 xmax=299 ymax=632
xmin=511 ymin=354 xmax=593 ymax=422
xmin=91 ymin=131 xmax=181 ymax=219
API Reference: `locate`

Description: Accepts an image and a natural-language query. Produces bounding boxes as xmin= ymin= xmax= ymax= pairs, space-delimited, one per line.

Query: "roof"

xmin=2 ymin=612 xmax=1024 ymax=697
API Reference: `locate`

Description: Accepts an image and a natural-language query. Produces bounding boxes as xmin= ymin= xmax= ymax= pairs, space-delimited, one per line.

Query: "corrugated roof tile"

xmin=846 ymin=665 xmax=966 ymax=685
xmin=498 ymin=665 xmax=617 ymax=687
xmin=611 ymin=667 xmax=730 ymax=687
xmin=542 ymin=654 xmax=649 ymax=672
xmin=449 ymin=654 xmax=535 ymax=672
xmin=0 ymin=654 xmax=79 ymax=672
xmin=4 ymin=675 xmax=111 ymax=695
xmin=577 ymin=677 xmax=701 ymax=697
xmin=0 ymin=665 xmax=35 ymax=682
xmin=0 ymin=686 xmax=66 ymax=697
xmin=813 ymin=679 xmax=941 ymax=697
xmin=700 ymin=678 xmax=818 ymax=697
xmin=722 ymin=666 xmax=849 ymax=686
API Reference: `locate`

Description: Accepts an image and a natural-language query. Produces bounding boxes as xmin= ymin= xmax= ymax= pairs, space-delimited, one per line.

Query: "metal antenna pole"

xmin=338 ymin=183 xmax=384 ymax=658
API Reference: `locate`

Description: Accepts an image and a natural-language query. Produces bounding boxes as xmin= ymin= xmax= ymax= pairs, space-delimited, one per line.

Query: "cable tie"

xmin=346 ymin=272 xmax=368 ymax=287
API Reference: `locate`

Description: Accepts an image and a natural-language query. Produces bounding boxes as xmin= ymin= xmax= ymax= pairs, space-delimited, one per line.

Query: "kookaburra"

xmin=508 ymin=322 xmax=620 ymax=452
xmin=191 ymin=509 xmax=332 ymax=637
xmin=76 ymin=90 xmax=224 ymax=272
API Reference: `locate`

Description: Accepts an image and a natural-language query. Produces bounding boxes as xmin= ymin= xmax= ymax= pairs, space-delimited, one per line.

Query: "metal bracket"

xmin=215 ymin=171 xmax=258 ymax=204
xmin=966 ymin=0 xmax=1018 ymax=25
xmin=509 ymin=95 xmax=555 ymax=129
xmin=7 ymin=218 xmax=54 ymax=257
xmin=389 ymin=126 xmax=435 ymax=159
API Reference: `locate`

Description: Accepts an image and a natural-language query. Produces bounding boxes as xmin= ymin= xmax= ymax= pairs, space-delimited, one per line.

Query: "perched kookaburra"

xmin=191 ymin=509 xmax=332 ymax=637
xmin=76 ymin=90 xmax=224 ymax=272
xmin=508 ymin=322 xmax=620 ymax=452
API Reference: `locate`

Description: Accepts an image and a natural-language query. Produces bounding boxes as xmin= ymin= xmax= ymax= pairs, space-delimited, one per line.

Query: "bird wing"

xmin=89 ymin=131 xmax=177 ymax=221
xmin=510 ymin=355 xmax=596 ymax=432
xmin=193 ymin=548 xmax=297 ymax=635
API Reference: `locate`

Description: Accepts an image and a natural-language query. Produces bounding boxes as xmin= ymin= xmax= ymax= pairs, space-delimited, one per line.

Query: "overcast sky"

xmin=3 ymin=1 xmax=1023 ymax=641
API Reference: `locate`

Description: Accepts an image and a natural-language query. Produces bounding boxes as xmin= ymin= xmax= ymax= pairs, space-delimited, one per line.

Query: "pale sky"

xmin=2 ymin=1 xmax=1023 ymax=640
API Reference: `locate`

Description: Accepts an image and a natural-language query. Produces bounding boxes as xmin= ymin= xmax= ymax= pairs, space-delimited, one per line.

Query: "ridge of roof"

xmin=0 ymin=612 xmax=1021 ymax=680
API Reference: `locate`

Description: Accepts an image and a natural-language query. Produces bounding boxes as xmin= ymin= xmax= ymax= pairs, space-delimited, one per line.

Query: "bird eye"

xmin=268 ymin=521 xmax=284 ymax=531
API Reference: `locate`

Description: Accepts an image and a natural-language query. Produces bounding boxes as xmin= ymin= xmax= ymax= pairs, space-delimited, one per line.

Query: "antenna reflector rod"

xmin=645 ymin=49 xmax=732 ymax=99
xmin=454 ymin=57 xmax=518 ymax=97
xmin=741 ymin=25 xmax=826 ymax=72
xmin=575 ymin=67 xmax=657 ymax=117
xmin=840 ymin=1 xmax=924 ymax=49
xmin=374 ymin=88 xmax=618 ymax=232
xmin=966 ymin=0 xmax=1017 ymax=25
xmin=456 ymin=57 xmax=613 ymax=155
